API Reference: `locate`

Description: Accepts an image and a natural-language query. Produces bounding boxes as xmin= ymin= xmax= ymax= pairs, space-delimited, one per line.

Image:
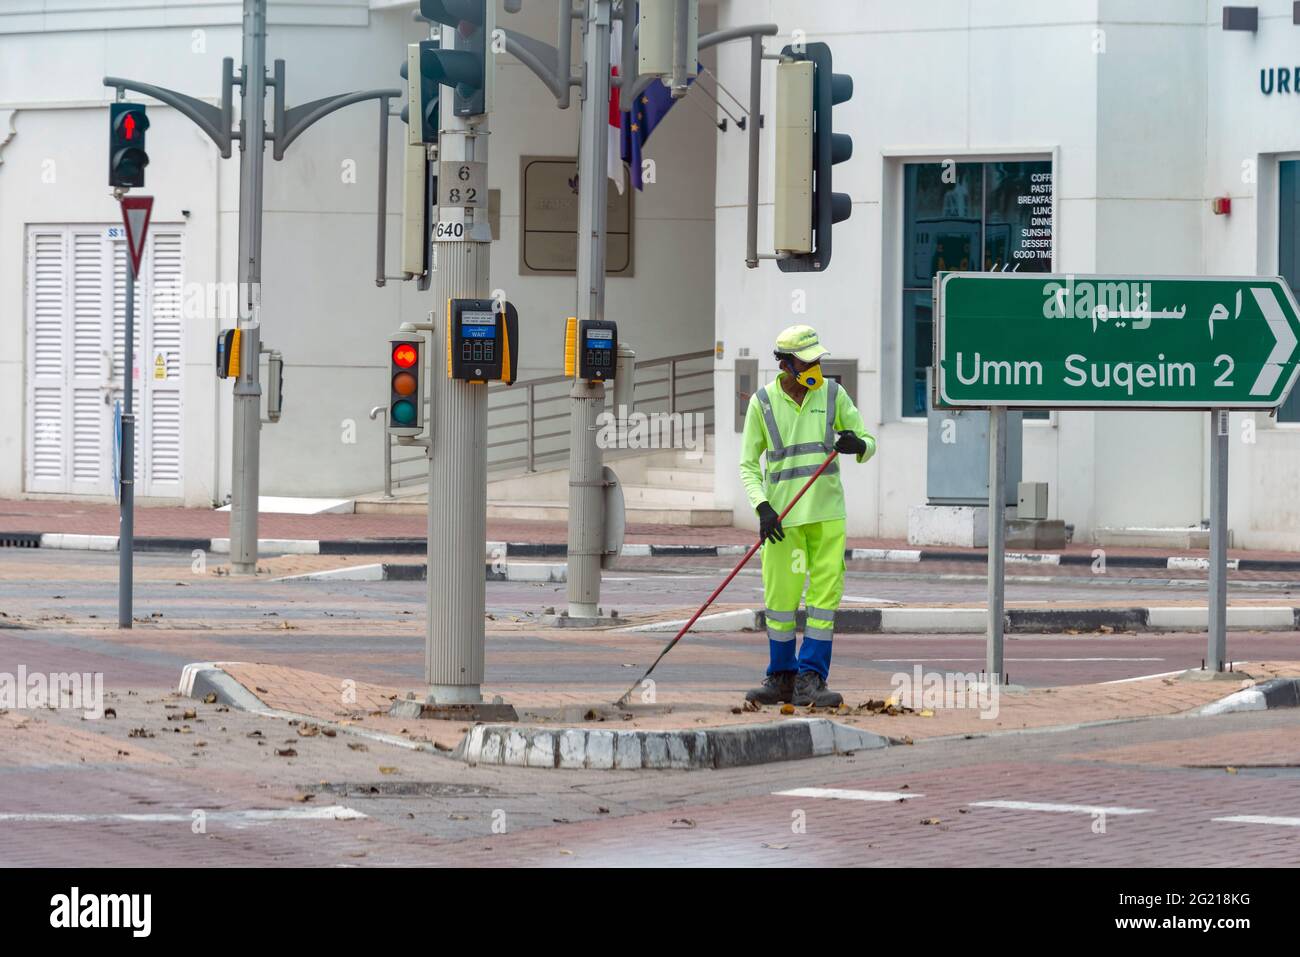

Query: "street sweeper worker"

xmin=738 ymin=324 xmax=876 ymax=708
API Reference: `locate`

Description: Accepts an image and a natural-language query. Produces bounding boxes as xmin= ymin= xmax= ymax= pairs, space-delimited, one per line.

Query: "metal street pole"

xmin=230 ymin=0 xmax=267 ymax=575
xmin=118 ymin=260 xmax=136 ymax=629
xmin=986 ymin=406 xmax=1007 ymax=680
xmin=426 ymin=29 xmax=490 ymax=704
xmin=1207 ymin=409 xmax=1229 ymax=672
xmin=567 ymin=0 xmax=614 ymax=619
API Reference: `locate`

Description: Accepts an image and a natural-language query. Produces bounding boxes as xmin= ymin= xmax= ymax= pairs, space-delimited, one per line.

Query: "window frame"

xmin=881 ymin=147 xmax=1059 ymax=426
xmin=1270 ymin=154 xmax=1300 ymax=426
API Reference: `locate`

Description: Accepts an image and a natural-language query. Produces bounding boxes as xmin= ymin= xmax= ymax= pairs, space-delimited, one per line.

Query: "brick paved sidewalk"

xmin=209 ymin=659 xmax=1300 ymax=755
xmin=8 ymin=496 xmax=1300 ymax=563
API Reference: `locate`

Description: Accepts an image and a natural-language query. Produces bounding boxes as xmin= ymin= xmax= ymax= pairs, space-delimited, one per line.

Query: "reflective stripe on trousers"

xmin=759 ymin=519 xmax=846 ymax=680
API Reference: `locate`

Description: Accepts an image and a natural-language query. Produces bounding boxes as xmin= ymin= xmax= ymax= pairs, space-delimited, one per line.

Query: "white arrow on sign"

xmin=1249 ymin=286 xmax=1299 ymax=396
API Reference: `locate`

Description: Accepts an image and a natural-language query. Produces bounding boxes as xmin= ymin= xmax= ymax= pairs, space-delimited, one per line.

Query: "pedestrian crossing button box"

xmin=446 ymin=297 xmax=519 ymax=384
xmin=578 ymin=319 xmax=617 ymax=381
xmin=217 ymin=328 xmax=241 ymax=379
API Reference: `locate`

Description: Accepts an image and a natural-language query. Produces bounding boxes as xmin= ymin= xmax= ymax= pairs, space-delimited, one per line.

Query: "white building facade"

xmin=4 ymin=1 xmax=1300 ymax=551
xmin=712 ymin=0 xmax=1300 ymax=551
xmin=0 ymin=0 xmax=716 ymax=507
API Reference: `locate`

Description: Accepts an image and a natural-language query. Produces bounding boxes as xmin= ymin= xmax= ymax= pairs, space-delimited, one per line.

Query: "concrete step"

xmin=486 ymin=500 xmax=733 ymax=527
xmin=619 ymin=483 xmax=717 ymax=508
xmin=639 ymin=447 xmax=713 ymax=470
xmin=642 ymin=465 xmax=714 ymax=490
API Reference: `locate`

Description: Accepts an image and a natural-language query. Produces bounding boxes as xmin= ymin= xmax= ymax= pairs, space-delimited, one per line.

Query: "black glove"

xmin=835 ymin=430 xmax=868 ymax=456
xmin=756 ymin=501 xmax=784 ymax=544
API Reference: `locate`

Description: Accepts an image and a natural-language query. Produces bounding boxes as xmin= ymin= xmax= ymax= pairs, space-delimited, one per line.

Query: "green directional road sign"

xmin=935 ymin=273 xmax=1300 ymax=409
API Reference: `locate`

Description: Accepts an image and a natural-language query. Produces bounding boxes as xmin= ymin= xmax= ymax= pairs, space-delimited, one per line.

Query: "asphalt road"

xmin=2 ymin=545 xmax=1298 ymax=869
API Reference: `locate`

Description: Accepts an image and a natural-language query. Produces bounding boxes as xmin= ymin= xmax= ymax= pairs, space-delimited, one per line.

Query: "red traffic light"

xmin=123 ymin=113 xmax=137 ymax=140
xmin=392 ymin=343 xmax=418 ymax=368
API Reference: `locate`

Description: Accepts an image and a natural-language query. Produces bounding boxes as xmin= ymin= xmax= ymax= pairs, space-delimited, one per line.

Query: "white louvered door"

xmin=142 ymin=231 xmax=183 ymax=497
xmin=69 ymin=231 xmax=112 ymax=495
xmin=25 ymin=230 xmax=70 ymax=493
xmin=26 ymin=225 xmax=184 ymax=498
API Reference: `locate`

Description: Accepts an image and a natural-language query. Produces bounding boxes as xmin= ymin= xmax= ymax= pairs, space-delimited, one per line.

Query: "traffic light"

xmin=776 ymin=42 xmax=852 ymax=273
xmin=109 ymin=102 xmax=150 ymax=188
xmin=388 ymin=336 xmax=424 ymax=437
xmin=400 ymin=41 xmax=440 ymax=144
xmin=419 ymin=0 xmax=492 ymax=116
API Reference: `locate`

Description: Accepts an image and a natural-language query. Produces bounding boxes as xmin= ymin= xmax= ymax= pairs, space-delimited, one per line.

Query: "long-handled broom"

xmin=613 ymin=450 xmax=840 ymax=708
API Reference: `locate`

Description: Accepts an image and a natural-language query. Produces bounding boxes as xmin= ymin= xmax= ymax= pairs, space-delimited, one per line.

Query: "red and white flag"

xmin=608 ymin=19 xmax=625 ymax=195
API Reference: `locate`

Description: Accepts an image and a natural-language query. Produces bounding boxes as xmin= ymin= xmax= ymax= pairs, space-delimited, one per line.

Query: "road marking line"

xmin=1100 ymin=668 xmax=1191 ymax=685
xmin=0 ymin=806 xmax=366 ymax=824
xmin=1213 ymin=814 xmax=1300 ymax=828
xmin=774 ymin=787 xmax=922 ymax=802
xmin=968 ymin=800 xmax=1151 ymax=816
xmin=868 ymin=657 xmax=1163 ymax=663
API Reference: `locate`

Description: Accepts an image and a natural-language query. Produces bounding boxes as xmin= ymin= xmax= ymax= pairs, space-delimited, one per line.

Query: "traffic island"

xmin=176 ymin=660 xmax=1300 ymax=771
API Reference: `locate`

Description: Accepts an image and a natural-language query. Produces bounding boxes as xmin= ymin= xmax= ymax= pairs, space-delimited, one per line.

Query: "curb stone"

xmin=457 ymin=718 xmax=889 ymax=770
xmin=7 ymin=531 xmax=1300 ymax=572
xmin=1199 ymin=677 xmax=1300 ymax=716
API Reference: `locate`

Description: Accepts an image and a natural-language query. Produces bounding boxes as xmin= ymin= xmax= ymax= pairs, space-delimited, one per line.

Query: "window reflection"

xmin=1277 ymin=160 xmax=1300 ymax=423
xmin=902 ymin=159 xmax=1053 ymax=418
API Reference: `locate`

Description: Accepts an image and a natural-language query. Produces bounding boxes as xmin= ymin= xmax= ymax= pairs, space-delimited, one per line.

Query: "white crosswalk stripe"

xmin=773 ymin=787 xmax=922 ymax=802
xmin=968 ymin=800 xmax=1151 ymax=816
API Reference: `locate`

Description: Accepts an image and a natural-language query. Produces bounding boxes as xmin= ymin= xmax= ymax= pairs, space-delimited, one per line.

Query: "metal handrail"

xmin=379 ymin=348 xmax=714 ymax=494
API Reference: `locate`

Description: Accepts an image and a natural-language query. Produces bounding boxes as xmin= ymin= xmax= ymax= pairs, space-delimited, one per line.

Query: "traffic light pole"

xmin=229 ymin=0 xmax=268 ymax=576
xmin=566 ymin=0 xmax=616 ymax=619
xmin=105 ymin=0 xmax=399 ymax=577
xmin=425 ymin=29 xmax=490 ymax=704
xmin=118 ymin=260 xmax=136 ymax=629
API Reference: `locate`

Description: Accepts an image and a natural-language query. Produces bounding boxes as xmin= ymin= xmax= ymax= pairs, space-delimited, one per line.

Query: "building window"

xmin=1276 ymin=160 xmax=1300 ymax=423
xmin=901 ymin=159 xmax=1053 ymax=417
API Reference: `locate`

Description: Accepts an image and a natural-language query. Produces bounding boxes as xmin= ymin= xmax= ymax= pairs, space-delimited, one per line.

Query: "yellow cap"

xmin=774 ymin=324 xmax=828 ymax=363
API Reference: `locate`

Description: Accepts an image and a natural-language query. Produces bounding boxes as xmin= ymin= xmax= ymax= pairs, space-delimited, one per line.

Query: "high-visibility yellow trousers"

xmin=759 ymin=518 xmax=845 ymax=680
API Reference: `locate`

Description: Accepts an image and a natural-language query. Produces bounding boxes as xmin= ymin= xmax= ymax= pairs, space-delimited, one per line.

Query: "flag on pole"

xmin=608 ymin=19 xmax=626 ymax=195
xmin=620 ymin=74 xmax=691 ymax=191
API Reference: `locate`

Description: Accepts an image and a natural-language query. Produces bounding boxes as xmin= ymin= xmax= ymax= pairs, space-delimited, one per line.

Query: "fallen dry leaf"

xmin=276 ymin=748 xmax=297 ymax=757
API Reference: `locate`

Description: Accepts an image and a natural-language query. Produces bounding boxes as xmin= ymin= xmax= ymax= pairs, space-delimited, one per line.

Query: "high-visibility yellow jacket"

xmin=739 ymin=374 xmax=876 ymax=527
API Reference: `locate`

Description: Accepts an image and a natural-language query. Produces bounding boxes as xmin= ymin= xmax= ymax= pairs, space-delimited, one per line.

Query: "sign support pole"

xmin=425 ymin=28 xmax=489 ymax=705
xmin=229 ymin=0 xmax=267 ymax=576
xmin=986 ymin=405 xmax=1007 ymax=681
xmin=1208 ymin=409 xmax=1229 ymax=672
xmin=566 ymin=0 xmax=613 ymax=619
xmin=118 ymin=259 xmax=136 ymax=630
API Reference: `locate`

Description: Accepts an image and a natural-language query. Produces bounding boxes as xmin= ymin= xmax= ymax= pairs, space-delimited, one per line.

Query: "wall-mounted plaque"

xmin=519 ymin=155 xmax=633 ymax=277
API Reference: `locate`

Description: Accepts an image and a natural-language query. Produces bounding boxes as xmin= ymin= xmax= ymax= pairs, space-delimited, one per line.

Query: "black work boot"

xmin=745 ymin=671 xmax=796 ymax=705
xmin=793 ymin=670 xmax=843 ymax=708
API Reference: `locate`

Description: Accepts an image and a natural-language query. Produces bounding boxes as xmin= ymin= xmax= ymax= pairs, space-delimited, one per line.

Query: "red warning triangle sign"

xmin=120 ymin=195 xmax=154 ymax=277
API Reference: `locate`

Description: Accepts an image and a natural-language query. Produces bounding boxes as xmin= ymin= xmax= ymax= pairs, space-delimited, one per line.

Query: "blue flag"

xmin=620 ymin=75 xmax=693 ymax=190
